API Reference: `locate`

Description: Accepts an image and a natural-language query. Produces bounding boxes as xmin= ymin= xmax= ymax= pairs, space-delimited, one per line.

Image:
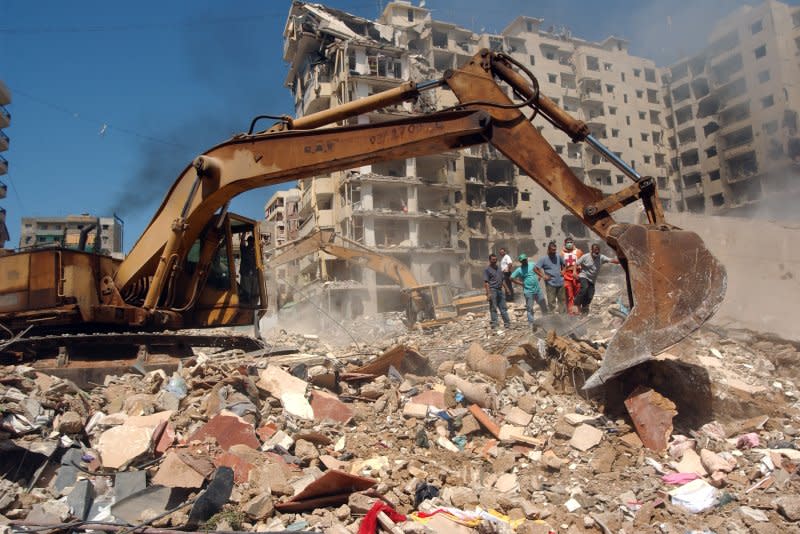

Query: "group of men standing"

xmin=484 ymin=238 xmax=619 ymax=330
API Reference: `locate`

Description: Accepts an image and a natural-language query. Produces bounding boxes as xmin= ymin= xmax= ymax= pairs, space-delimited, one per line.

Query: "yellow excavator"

xmin=0 ymin=50 xmax=726 ymax=387
xmin=267 ymin=228 xmax=485 ymax=327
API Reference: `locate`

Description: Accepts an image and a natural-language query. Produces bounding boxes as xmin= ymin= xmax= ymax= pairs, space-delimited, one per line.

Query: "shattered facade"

xmin=18 ymin=214 xmax=124 ymax=258
xmin=0 ymin=80 xmax=10 ymax=247
xmin=279 ymin=1 xmax=800 ymax=315
xmin=279 ymin=1 xmax=669 ymax=312
xmin=661 ymin=1 xmax=800 ymax=217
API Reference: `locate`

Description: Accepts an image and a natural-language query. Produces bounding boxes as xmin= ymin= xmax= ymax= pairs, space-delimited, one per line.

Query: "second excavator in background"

xmin=0 ymin=49 xmax=726 ymax=387
xmin=267 ymin=228 xmax=485 ymax=328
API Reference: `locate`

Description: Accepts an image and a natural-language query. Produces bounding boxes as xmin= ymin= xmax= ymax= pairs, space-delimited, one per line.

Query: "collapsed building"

xmin=273 ymin=0 xmax=800 ymax=316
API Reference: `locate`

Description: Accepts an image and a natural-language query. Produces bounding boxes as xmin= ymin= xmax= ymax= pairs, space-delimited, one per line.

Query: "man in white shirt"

xmin=499 ymin=247 xmax=514 ymax=300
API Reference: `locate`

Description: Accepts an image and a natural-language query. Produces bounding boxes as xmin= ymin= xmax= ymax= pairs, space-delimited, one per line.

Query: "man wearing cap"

xmin=534 ymin=241 xmax=567 ymax=314
xmin=511 ymin=253 xmax=546 ymax=330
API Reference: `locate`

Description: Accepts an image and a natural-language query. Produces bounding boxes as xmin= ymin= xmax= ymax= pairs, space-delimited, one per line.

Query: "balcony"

xmin=0 ymin=106 xmax=9 ymax=129
xmin=0 ymin=155 xmax=7 ymax=176
xmin=0 ymin=130 xmax=7 ymax=152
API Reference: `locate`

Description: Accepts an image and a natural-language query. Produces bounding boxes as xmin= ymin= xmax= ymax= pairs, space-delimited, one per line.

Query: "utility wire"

xmin=12 ymin=88 xmax=192 ymax=150
xmin=0 ymin=4 xmax=380 ymax=35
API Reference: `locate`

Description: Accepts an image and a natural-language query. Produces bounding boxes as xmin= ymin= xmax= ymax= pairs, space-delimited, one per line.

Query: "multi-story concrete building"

xmin=0 ymin=80 xmax=11 ymax=246
xmin=661 ymin=0 xmax=800 ymax=217
xmin=19 ymin=214 xmax=124 ymax=257
xmin=278 ymin=0 xmax=800 ymax=316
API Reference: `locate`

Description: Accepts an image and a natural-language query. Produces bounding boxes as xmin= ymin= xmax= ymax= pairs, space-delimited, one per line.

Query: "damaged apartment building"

xmin=277 ymin=0 xmax=800 ymax=315
xmin=660 ymin=1 xmax=800 ymax=217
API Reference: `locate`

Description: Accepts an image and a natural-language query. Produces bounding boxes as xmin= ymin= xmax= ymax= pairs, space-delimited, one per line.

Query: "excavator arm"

xmin=270 ymin=229 xmax=420 ymax=289
xmin=114 ymin=50 xmax=726 ymax=387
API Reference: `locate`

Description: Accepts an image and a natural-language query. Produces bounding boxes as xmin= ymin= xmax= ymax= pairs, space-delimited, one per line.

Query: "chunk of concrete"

xmin=66 ymin=480 xmax=94 ymax=520
xmin=570 ymin=424 xmax=603 ymax=452
xmin=402 ymin=402 xmax=429 ymax=419
xmin=310 ymin=390 xmax=353 ymax=424
xmin=624 ymin=386 xmax=677 ymax=452
xmin=504 ymin=407 xmax=533 ymax=427
xmin=114 ymin=470 xmax=147 ymax=501
xmin=187 ymin=413 xmax=259 ymax=451
xmin=96 ymin=425 xmax=154 ymax=469
xmin=152 ymin=451 xmax=205 ymax=488
xmin=187 ymin=467 xmax=235 ymax=527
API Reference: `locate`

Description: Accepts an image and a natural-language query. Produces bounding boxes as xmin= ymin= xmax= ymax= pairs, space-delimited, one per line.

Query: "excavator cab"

xmin=183 ymin=213 xmax=265 ymax=328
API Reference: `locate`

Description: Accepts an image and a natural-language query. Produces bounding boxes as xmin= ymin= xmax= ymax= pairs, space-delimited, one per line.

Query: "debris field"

xmin=1 ymin=284 xmax=799 ymax=534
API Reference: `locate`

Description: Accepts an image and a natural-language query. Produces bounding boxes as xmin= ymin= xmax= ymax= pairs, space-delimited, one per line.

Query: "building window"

xmin=794 ymin=11 xmax=800 ymax=27
xmin=543 ymin=200 xmax=550 ymax=211
xmin=526 ymin=21 xmax=534 ymax=32
xmin=633 ymin=68 xmax=641 ymax=78
xmin=623 ymin=94 xmax=628 ymax=103
xmin=521 ymin=192 xmax=530 ymax=200
xmin=617 ymin=175 xmax=624 ymax=184
xmin=709 ymin=170 xmax=721 ymax=181
xmin=611 ymin=129 xmax=619 ymax=137
xmin=638 ymin=111 xmax=646 ymax=120
xmin=628 ymin=138 xmax=633 ymax=148
xmin=548 ymin=73 xmax=557 ymax=83
xmin=641 ymin=133 xmax=649 ymax=142
xmin=751 ymin=19 xmax=763 ymax=34
xmin=636 ymin=89 xmax=643 ymax=99
xmin=754 ymin=45 xmax=767 ymax=59
xmin=644 ymin=155 xmax=652 ymax=164
xmin=758 ymin=70 xmax=770 ymax=83
xmin=586 ymin=56 xmax=599 ymax=71
xmin=621 ymin=72 xmax=626 ymax=82
xmin=706 ymin=146 xmax=717 ymax=158
xmin=763 ymin=120 xmax=778 ymax=134
xmin=645 ymin=68 xmax=656 ymax=83
xmin=530 ymin=55 xmax=535 ymax=65
xmin=762 ymin=95 xmax=774 ymax=108
xmin=407 ymin=9 xmax=414 ymax=22
xmin=555 ymin=145 xmax=564 ymax=154
xmin=605 ymin=84 xmax=614 ymax=93
xmin=626 ymin=116 xmax=631 ymax=126
xmin=603 ymin=62 xmax=612 ymax=71
xmin=609 ymin=106 xmax=617 ymax=115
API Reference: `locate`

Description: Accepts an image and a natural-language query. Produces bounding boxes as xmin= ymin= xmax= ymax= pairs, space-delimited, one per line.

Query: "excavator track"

xmin=0 ymin=331 xmax=265 ymax=387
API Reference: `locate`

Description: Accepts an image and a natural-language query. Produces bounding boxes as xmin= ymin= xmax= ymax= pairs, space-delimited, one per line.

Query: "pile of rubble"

xmin=1 ymin=296 xmax=799 ymax=533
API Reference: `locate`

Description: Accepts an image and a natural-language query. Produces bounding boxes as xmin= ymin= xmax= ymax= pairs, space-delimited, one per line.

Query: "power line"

xmin=12 ymin=88 xmax=192 ymax=150
xmin=0 ymin=3 xmax=381 ymax=35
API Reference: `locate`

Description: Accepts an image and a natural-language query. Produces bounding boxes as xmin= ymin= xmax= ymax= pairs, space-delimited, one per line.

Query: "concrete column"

xmin=450 ymin=220 xmax=458 ymax=248
xmin=362 ymin=270 xmax=378 ymax=314
xmin=405 ymin=158 xmax=416 ymax=177
xmin=406 ymin=185 xmax=418 ymax=212
xmin=364 ymin=215 xmax=376 ymax=247
xmin=361 ymin=184 xmax=373 ymax=210
xmin=409 ymin=219 xmax=419 ymax=247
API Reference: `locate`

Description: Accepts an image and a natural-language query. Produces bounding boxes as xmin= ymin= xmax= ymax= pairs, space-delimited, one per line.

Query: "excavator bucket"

xmin=583 ymin=224 xmax=727 ymax=389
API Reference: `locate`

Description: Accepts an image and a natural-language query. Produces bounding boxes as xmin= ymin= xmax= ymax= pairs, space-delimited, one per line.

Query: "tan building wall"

xmin=277 ymin=0 xmax=800 ymax=316
xmin=662 ymin=1 xmax=800 ymax=217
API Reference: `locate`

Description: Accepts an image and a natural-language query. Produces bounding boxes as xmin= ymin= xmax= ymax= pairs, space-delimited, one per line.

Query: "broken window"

xmin=586 ymin=56 xmax=599 ymax=71
xmin=645 ymin=68 xmax=656 ymax=83
xmin=603 ymin=62 xmax=612 ymax=71
xmin=407 ymin=8 xmax=414 ymax=22
xmin=543 ymin=200 xmax=550 ymax=211
xmin=705 ymin=146 xmax=717 ymax=158
xmin=609 ymin=106 xmax=617 ymax=115
xmin=709 ymin=170 xmax=721 ymax=181
xmin=633 ymin=68 xmax=641 ymax=77
xmin=548 ymin=73 xmax=557 ymax=83
xmin=763 ymin=120 xmax=778 ymax=135
xmin=685 ymin=196 xmax=705 ymax=214
xmin=761 ymin=95 xmax=774 ymax=108
xmin=754 ymin=45 xmax=767 ymax=59
xmin=432 ymin=31 xmax=448 ymax=48
xmin=520 ymin=192 xmax=530 ymax=201
xmin=751 ymin=19 xmax=763 ymax=34
xmin=690 ymin=78 xmax=709 ymax=99
xmin=709 ymin=31 xmax=740 ymax=57
xmin=712 ymin=54 xmax=743 ymax=85
xmin=727 ymin=150 xmax=758 ymax=181
xmin=617 ymin=175 xmax=624 ymax=184
xmin=711 ymin=193 xmax=725 ymax=207
xmin=680 ymin=149 xmax=700 ymax=167
xmin=758 ymin=70 xmax=770 ymax=83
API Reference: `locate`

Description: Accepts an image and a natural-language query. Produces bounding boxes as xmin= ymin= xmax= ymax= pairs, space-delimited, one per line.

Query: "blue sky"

xmin=1 ymin=0 xmax=792 ymax=250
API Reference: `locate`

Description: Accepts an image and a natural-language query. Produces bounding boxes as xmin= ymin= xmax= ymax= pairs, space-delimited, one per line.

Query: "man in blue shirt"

xmin=534 ymin=241 xmax=567 ymax=314
xmin=483 ymin=253 xmax=511 ymax=329
xmin=511 ymin=253 xmax=546 ymax=329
